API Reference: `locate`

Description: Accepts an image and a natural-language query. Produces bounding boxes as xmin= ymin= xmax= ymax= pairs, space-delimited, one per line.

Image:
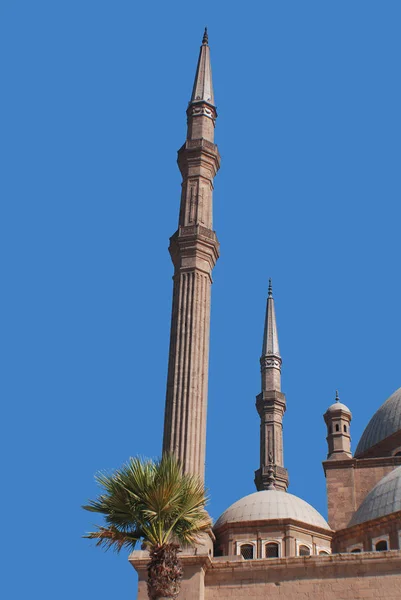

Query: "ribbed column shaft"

xmin=163 ymin=269 xmax=211 ymax=479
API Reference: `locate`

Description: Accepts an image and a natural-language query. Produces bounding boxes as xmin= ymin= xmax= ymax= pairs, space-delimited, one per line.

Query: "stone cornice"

xmin=169 ymin=226 xmax=220 ymax=273
xmin=129 ymin=550 xmax=212 ymax=572
xmin=177 ymin=138 xmax=220 ymax=178
xmin=323 ymin=454 xmax=401 ymax=475
xmin=208 ymin=549 xmax=401 ymax=578
xmin=256 ymin=390 xmax=286 ymax=414
xmin=213 ymin=517 xmax=332 ymax=537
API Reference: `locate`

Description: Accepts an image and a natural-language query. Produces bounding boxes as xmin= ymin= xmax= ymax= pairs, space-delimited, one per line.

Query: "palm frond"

xmin=83 ymin=454 xmax=210 ymax=551
xmin=84 ymin=525 xmax=141 ymax=552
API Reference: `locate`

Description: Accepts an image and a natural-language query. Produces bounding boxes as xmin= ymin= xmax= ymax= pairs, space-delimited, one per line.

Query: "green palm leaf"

xmin=83 ymin=453 xmax=212 ymax=549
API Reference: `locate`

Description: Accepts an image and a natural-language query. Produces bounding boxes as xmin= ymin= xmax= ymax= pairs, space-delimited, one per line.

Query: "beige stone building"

xmin=130 ymin=31 xmax=401 ymax=599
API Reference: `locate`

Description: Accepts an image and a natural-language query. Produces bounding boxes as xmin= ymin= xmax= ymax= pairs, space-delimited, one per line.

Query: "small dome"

xmin=349 ymin=466 xmax=401 ymax=526
xmin=355 ymin=388 xmax=401 ymax=457
xmin=214 ymin=490 xmax=330 ymax=531
xmin=325 ymin=401 xmax=351 ymax=415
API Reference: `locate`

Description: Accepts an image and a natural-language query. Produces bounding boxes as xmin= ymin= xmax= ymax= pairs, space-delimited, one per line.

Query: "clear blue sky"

xmin=2 ymin=1 xmax=400 ymax=598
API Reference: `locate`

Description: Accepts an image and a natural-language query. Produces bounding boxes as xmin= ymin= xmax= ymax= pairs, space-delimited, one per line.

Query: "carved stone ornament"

xmin=188 ymin=104 xmax=216 ymax=120
xmin=261 ymin=356 xmax=282 ymax=370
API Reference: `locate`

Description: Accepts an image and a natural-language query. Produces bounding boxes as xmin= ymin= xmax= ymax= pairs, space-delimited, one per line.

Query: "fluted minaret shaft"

xmin=163 ymin=31 xmax=220 ymax=482
xmin=255 ymin=280 xmax=289 ymax=491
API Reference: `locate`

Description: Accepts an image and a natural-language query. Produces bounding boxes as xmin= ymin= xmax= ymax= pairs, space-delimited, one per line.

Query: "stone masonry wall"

xmin=205 ymin=551 xmax=401 ymax=600
xmin=130 ymin=549 xmax=401 ymax=600
xmin=324 ymin=462 xmax=356 ymax=530
xmin=324 ymin=457 xmax=401 ymax=530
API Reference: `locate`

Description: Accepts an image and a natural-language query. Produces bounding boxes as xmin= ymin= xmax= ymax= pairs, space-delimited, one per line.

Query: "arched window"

xmin=240 ymin=544 xmax=254 ymax=560
xmin=394 ymin=451 xmax=401 ymax=457
xmin=335 ymin=424 xmax=340 ymax=432
xmin=319 ymin=550 xmax=329 ymax=555
xmin=351 ymin=548 xmax=361 ymax=553
xmin=375 ymin=540 xmax=388 ymax=552
xmin=343 ymin=424 xmax=347 ymax=432
xmin=299 ymin=545 xmax=311 ymax=556
xmin=265 ymin=542 xmax=279 ymax=558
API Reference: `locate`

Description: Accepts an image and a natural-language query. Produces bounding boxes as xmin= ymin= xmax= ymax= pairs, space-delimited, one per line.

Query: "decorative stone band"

xmin=179 ymin=224 xmax=218 ymax=241
xmin=185 ymin=138 xmax=217 ymax=151
xmin=259 ymin=464 xmax=288 ymax=479
xmin=187 ymin=101 xmax=217 ymax=121
xmin=260 ymin=354 xmax=282 ymax=371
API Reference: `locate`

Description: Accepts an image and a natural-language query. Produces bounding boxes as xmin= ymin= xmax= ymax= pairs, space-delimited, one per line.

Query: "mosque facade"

xmin=130 ymin=32 xmax=401 ymax=599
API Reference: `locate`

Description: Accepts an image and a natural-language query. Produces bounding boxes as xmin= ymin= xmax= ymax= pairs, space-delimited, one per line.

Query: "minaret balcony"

xmin=256 ymin=390 xmax=287 ymax=415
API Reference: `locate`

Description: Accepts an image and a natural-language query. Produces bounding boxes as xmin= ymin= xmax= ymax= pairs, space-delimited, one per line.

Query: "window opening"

xmin=335 ymin=424 xmax=340 ymax=432
xmin=375 ymin=540 xmax=388 ymax=552
xmin=299 ymin=545 xmax=311 ymax=556
xmin=265 ymin=542 xmax=279 ymax=558
xmin=351 ymin=548 xmax=361 ymax=553
xmin=344 ymin=425 xmax=347 ymax=432
xmin=240 ymin=544 xmax=254 ymax=560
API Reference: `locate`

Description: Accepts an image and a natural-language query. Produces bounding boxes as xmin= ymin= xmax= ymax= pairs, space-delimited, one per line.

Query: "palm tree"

xmin=83 ymin=454 xmax=212 ymax=600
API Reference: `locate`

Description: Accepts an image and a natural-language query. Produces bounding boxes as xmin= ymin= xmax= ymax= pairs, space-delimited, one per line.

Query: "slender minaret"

xmin=254 ymin=280 xmax=289 ymax=491
xmin=162 ymin=29 xmax=220 ymax=482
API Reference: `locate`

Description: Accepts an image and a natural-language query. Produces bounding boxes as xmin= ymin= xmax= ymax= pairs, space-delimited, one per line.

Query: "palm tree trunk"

xmin=147 ymin=543 xmax=183 ymax=600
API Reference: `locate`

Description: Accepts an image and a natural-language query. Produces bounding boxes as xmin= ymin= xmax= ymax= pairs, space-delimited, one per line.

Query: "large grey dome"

xmin=214 ymin=490 xmax=330 ymax=530
xmin=349 ymin=466 xmax=401 ymax=526
xmin=355 ymin=388 xmax=401 ymax=457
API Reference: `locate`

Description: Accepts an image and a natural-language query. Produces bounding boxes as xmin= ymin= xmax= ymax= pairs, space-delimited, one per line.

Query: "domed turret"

xmin=323 ymin=391 xmax=352 ymax=460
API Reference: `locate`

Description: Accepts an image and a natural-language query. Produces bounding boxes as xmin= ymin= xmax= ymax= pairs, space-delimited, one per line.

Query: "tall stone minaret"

xmin=162 ymin=30 xmax=220 ymax=482
xmin=254 ymin=280 xmax=289 ymax=491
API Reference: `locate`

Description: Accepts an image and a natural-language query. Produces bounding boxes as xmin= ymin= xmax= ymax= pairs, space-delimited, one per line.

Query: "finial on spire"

xmin=268 ymin=278 xmax=273 ymax=298
xmin=202 ymin=27 xmax=208 ymax=45
xmin=335 ymin=390 xmax=340 ymax=403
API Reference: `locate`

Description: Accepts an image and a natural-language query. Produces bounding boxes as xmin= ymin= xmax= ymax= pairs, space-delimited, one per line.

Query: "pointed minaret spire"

xmin=255 ymin=281 xmax=289 ymax=492
xmin=189 ymin=28 xmax=215 ymax=132
xmin=260 ymin=278 xmax=281 ymax=366
xmin=163 ymin=33 xmax=220 ymax=482
xmin=335 ymin=390 xmax=340 ymax=402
